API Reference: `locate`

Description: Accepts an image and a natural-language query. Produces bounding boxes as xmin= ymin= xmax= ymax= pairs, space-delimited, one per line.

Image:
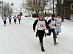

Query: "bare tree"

xmin=4 ymin=2 xmax=13 ymax=16
xmin=22 ymin=0 xmax=48 ymax=17
xmin=56 ymin=0 xmax=67 ymax=22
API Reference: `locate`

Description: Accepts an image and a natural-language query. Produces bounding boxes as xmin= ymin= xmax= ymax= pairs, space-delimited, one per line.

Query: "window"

xmin=71 ymin=4 xmax=73 ymax=10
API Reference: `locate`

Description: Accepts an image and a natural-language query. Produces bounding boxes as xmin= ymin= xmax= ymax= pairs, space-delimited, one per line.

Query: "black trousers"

xmin=14 ymin=19 xmax=16 ymax=24
xmin=18 ymin=19 xmax=21 ymax=23
xmin=9 ymin=20 xmax=11 ymax=24
xmin=4 ymin=21 xmax=6 ymax=24
xmin=37 ymin=30 xmax=45 ymax=42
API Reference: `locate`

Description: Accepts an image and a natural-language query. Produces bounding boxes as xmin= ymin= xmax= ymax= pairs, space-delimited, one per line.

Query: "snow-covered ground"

xmin=0 ymin=17 xmax=73 ymax=54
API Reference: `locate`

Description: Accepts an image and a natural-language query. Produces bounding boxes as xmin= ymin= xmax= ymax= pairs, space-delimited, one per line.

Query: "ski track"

xmin=0 ymin=17 xmax=73 ymax=54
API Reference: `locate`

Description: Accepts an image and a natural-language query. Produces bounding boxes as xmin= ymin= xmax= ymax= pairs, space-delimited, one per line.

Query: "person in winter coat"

xmin=8 ymin=15 xmax=12 ymax=24
xmin=47 ymin=15 xmax=58 ymax=45
xmin=2 ymin=15 xmax=7 ymax=26
xmin=17 ymin=15 xmax=21 ymax=24
xmin=33 ymin=14 xmax=48 ymax=52
xmin=13 ymin=15 xmax=17 ymax=24
xmin=55 ymin=14 xmax=62 ymax=35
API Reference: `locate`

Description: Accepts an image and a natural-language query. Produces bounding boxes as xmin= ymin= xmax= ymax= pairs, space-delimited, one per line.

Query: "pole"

xmin=2 ymin=0 xmax=3 ymax=18
xmin=53 ymin=0 xmax=54 ymax=15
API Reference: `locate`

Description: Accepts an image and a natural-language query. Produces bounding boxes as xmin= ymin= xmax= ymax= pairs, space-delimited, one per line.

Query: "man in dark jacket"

xmin=33 ymin=14 xmax=48 ymax=52
xmin=47 ymin=15 xmax=58 ymax=45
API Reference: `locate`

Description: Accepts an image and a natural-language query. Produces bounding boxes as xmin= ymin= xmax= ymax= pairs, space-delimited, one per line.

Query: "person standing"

xmin=2 ymin=15 xmax=7 ymax=26
xmin=17 ymin=15 xmax=21 ymax=24
xmin=55 ymin=14 xmax=62 ymax=35
xmin=8 ymin=15 xmax=12 ymax=25
xmin=33 ymin=14 xmax=48 ymax=52
xmin=13 ymin=15 xmax=17 ymax=24
xmin=47 ymin=15 xmax=58 ymax=45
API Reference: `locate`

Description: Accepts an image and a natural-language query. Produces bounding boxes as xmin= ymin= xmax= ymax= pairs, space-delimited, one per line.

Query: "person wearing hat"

xmin=8 ymin=15 xmax=12 ymax=25
xmin=55 ymin=14 xmax=62 ymax=35
xmin=33 ymin=14 xmax=48 ymax=52
xmin=47 ymin=15 xmax=58 ymax=45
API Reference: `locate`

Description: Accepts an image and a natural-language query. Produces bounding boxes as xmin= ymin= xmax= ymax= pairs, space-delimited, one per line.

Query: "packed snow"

xmin=0 ymin=17 xmax=73 ymax=54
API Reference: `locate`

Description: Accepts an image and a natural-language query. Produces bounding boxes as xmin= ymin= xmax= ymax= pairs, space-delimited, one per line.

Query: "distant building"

xmin=67 ymin=0 xmax=73 ymax=20
xmin=12 ymin=9 xmax=31 ymax=17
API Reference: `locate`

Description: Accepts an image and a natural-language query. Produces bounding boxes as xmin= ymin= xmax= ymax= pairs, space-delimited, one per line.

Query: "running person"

xmin=47 ymin=15 xmax=58 ymax=45
xmin=13 ymin=15 xmax=17 ymax=24
xmin=2 ymin=15 xmax=7 ymax=26
xmin=8 ymin=15 xmax=12 ymax=25
xmin=55 ymin=14 xmax=62 ymax=35
xmin=17 ymin=15 xmax=21 ymax=24
xmin=33 ymin=14 xmax=48 ymax=52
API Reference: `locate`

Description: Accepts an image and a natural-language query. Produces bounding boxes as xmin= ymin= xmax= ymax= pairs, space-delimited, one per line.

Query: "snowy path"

xmin=0 ymin=17 xmax=73 ymax=54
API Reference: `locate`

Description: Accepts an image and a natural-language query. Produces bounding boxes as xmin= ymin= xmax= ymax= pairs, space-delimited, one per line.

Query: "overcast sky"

xmin=2 ymin=0 xmax=23 ymax=9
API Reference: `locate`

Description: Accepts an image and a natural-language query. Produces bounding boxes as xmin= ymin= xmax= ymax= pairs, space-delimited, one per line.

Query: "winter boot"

xmin=57 ymin=31 xmax=59 ymax=35
xmin=54 ymin=38 xmax=58 ymax=45
xmin=40 ymin=42 xmax=45 ymax=52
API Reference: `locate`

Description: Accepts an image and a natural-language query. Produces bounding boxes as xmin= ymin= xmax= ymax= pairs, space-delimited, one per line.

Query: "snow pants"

xmin=9 ymin=20 xmax=11 ymax=24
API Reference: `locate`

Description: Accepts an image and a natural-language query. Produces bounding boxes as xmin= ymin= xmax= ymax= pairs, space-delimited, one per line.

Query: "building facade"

xmin=67 ymin=0 xmax=73 ymax=20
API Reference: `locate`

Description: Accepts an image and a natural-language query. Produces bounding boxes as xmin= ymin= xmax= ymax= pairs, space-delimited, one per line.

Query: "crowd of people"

xmin=33 ymin=14 xmax=62 ymax=52
xmin=2 ymin=15 xmax=21 ymax=26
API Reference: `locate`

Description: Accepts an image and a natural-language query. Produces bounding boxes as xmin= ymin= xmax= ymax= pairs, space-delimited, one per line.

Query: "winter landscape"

xmin=0 ymin=17 xmax=73 ymax=54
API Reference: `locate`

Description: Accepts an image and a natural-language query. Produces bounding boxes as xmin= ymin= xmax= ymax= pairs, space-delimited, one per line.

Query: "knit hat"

xmin=57 ymin=14 xmax=60 ymax=16
xmin=39 ymin=14 xmax=43 ymax=17
xmin=52 ymin=15 xmax=55 ymax=17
